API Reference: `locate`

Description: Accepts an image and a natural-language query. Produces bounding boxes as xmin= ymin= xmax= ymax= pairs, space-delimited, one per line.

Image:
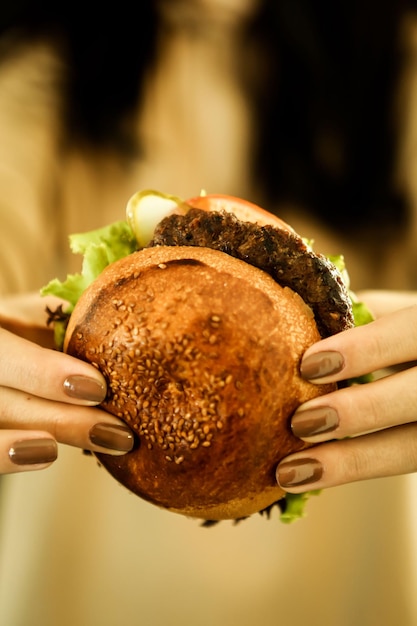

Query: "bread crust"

xmin=65 ymin=245 xmax=335 ymax=520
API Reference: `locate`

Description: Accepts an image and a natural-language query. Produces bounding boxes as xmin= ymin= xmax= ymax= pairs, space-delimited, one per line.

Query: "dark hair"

xmin=0 ymin=0 xmax=414 ymax=234
xmin=243 ymin=0 xmax=413 ymax=234
xmin=0 ymin=1 xmax=159 ymax=152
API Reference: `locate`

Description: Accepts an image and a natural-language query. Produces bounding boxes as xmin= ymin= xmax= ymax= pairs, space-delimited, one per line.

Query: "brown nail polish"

xmin=301 ymin=351 xmax=344 ymax=380
xmin=89 ymin=423 xmax=134 ymax=452
xmin=64 ymin=375 xmax=106 ymax=403
xmin=276 ymin=458 xmax=323 ymax=488
xmin=292 ymin=406 xmax=339 ymax=438
xmin=9 ymin=438 xmax=58 ymax=466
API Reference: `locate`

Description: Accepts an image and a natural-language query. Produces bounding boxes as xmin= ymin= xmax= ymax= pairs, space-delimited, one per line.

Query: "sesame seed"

xmin=88 ymin=318 xmax=232 ymax=462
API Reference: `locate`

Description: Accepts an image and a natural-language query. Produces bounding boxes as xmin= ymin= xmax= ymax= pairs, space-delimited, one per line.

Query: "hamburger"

xmin=43 ymin=190 xmax=370 ymax=522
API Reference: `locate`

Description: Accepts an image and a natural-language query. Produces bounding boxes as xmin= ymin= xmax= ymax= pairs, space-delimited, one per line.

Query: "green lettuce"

xmin=328 ymin=253 xmax=374 ymax=327
xmin=41 ymin=220 xmax=137 ymax=347
xmin=279 ymin=490 xmax=321 ymax=523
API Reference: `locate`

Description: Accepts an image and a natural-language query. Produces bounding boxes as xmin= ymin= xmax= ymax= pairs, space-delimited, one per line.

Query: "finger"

xmin=0 ymin=292 xmax=65 ymax=348
xmin=0 ymin=386 xmax=134 ymax=455
xmin=0 ymin=291 xmax=61 ymax=328
xmin=0 ymin=328 xmax=106 ymax=405
xmin=291 ymin=365 xmax=417 ymax=442
xmin=300 ymin=305 xmax=417 ymax=383
xmin=356 ymin=290 xmax=417 ymax=319
xmin=0 ymin=430 xmax=57 ymax=474
xmin=276 ymin=423 xmax=417 ymax=493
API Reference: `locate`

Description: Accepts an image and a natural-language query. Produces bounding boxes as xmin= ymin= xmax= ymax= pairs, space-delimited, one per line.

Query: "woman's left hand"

xmin=276 ymin=297 xmax=417 ymax=493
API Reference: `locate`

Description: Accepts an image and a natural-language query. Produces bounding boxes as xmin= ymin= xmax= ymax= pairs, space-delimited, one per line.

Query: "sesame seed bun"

xmin=64 ymin=245 xmax=335 ymax=520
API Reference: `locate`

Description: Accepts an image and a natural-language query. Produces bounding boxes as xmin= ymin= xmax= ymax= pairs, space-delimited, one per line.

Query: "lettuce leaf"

xmin=41 ymin=220 xmax=137 ymax=347
xmin=42 ymin=219 xmax=137 ymax=307
xmin=279 ymin=490 xmax=321 ymax=524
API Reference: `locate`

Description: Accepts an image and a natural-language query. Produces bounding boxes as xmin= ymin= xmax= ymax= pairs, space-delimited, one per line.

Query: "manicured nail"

xmin=292 ymin=406 xmax=339 ymax=438
xmin=276 ymin=458 xmax=323 ymax=488
xmin=9 ymin=438 xmax=58 ymax=466
xmin=89 ymin=423 xmax=134 ymax=452
xmin=300 ymin=351 xmax=344 ymax=380
xmin=63 ymin=375 xmax=106 ymax=403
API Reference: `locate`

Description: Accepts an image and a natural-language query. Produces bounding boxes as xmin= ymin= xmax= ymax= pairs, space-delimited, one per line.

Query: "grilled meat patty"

xmin=149 ymin=208 xmax=354 ymax=338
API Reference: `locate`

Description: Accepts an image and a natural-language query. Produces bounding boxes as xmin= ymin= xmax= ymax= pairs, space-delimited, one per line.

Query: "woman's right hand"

xmin=0 ymin=328 xmax=134 ymax=474
xmin=275 ymin=291 xmax=417 ymax=494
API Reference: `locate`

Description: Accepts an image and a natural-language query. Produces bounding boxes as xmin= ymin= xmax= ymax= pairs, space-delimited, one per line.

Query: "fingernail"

xmin=9 ymin=438 xmax=58 ymax=466
xmin=292 ymin=406 xmax=339 ymax=438
xmin=276 ymin=458 xmax=323 ymax=488
xmin=89 ymin=423 xmax=134 ymax=452
xmin=301 ymin=351 xmax=344 ymax=380
xmin=63 ymin=375 xmax=106 ymax=403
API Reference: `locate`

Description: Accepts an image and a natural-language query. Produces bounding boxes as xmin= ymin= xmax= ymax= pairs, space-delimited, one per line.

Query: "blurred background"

xmin=1 ymin=0 xmax=417 ymax=624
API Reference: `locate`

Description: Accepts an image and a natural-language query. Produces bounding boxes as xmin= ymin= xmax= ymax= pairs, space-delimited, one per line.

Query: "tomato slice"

xmin=184 ymin=194 xmax=294 ymax=233
xmin=126 ymin=189 xmax=295 ymax=249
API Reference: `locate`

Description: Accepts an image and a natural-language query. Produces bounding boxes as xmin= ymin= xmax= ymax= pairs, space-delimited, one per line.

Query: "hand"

xmin=275 ymin=296 xmax=417 ymax=493
xmin=0 ymin=327 xmax=134 ymax=474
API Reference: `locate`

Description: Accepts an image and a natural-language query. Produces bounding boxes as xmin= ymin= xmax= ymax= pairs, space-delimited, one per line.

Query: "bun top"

xmin=65 ymin=245 xmax=335 ymax=520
